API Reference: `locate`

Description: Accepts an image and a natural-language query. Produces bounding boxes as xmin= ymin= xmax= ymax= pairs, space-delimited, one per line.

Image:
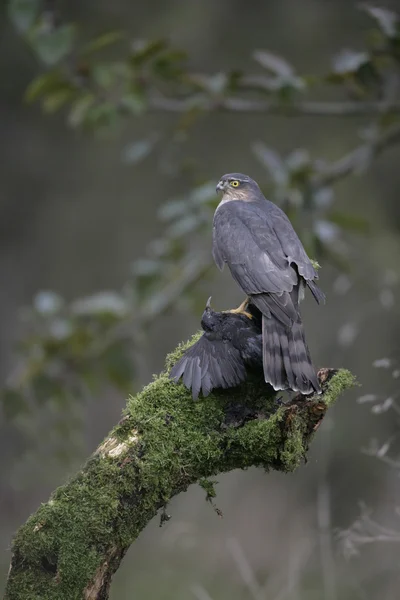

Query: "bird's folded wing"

xmin=213 ymin=204 xmax=297 ymax=289
xmin=261 ymin=201 xmax=319 ymax=281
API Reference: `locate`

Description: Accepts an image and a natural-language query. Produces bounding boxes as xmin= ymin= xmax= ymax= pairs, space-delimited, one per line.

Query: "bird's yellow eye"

xmin=230 ymin=180 xmax=240 ymax=187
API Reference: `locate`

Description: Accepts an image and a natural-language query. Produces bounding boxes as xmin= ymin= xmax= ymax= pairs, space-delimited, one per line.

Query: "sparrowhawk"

xmin=213 ymin=173 xmax=324 ymax=395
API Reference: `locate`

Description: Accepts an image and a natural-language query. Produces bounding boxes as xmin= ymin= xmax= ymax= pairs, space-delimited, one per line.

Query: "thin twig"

xmin=149 ymin=94 xmax=400 ymax=116
xmin=311 ymin=122 xmax=400 ymax=188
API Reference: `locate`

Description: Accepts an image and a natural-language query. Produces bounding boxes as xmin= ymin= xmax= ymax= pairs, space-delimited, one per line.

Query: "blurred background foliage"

xmin=2 ymin=1 xmax=400 ymax=598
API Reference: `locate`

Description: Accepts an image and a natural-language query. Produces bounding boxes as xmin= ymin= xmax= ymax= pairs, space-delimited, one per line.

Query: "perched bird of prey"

xmin=170 ymin=298 xmax=263 ymax=400
xmin=213 ymin=173 xmax=325 ymax=395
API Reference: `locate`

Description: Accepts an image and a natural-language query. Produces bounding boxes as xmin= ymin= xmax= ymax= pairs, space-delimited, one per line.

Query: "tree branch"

xmin=149 ymin=93 xmax=400 ymax=117
xmin=4 ymin=332 xmax=355 ymax=600
xmin=311 ymin=121 xmax=400 ymax=188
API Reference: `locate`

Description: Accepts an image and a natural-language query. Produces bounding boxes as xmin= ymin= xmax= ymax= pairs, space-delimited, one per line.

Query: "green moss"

xmin=5 ymin=346 xmax=355 ymax=599
xmin=320 ymin=369 xmax=358 ymax=408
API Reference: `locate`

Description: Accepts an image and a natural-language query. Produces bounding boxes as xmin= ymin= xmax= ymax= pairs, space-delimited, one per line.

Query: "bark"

xmin=4 ymin=335 xmax=355 ymax=600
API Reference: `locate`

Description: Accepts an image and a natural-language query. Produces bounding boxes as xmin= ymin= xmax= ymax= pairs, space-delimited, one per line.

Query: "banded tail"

xmin=262 ymin=315 xmax=321 ymax=395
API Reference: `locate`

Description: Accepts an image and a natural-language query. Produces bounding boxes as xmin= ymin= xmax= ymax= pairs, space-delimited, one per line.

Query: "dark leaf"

xmin=158 ymin=200 xmax=187 ymax=221
xmin=122 ymin=134 xmax=159 ymax=164
xmin=25 ymin=72 xmax=72 ymax=103
xmin=131 ymin=259 xmax=162 ymax=277
xmin=82 ymin=30 xmax=124 ymax=54
xmin=332 ymin=49 xmax=370 ymax=74
xmin=102 ymin=342 xmax=135 ymax=391
xmin=202 ymin=73 xmax=228 ymax=94
xmin=253 ymin=50 xmax=294 ymax=77
xmin=152 ymin=50 xmax=186 ymax=79
xmin=167 ymin=214 xmax=203 ymax=238
xmin=85 ymin=102 xmax=119 ymax=129
xmin=68 ymin=94 xmax=95 ymax=127
xmin=130 ymin=39 xmax=167 ymax=66
xmin=32 ymin=374 xmax=65 ymax=404
xmin=8 ymin=0 xmax=39 ymax=33
xmin=29 ymin=24 xmax=76 ymax=66
xmin=286 ymin=148 xmax=311 ymax=172
xmin=2 ymin=389 xmax=29 ymax=419
xmin=119 ymin=93 xmax=147 ymax=116
xmin=92 ymin=64 xmax=116 ymax=89
xmin=313 ymin=187 xmax=334 ymax=208
xmin=43 ymin=89 xmax=75 ymax=113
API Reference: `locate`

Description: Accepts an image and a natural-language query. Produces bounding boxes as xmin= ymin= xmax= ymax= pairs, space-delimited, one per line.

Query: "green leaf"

xmin=152 ymin=50 xmax=186 ymax=79
xmin=130 ymin=39 xmax=167 ymax=66
xmin=68 ymin=93 xmax=95 ymax=127
xmin=8 ymin=0 xmax=39 ymax=33
xmin=92 ymin=64 xmax=116 ymax=89
xmin=25 ymin=71 xmax=71 ymax=103
xmin=81 ymin=30 xmax=124 ymax=55
xmin=361 ymin=5 xmax=399 ymax=38
xmin=29 ymin=23 xmax=76 ymax=66
xmin=43 ymin=88 xmax=75 ymax=112
xmin=85 ymin=102 xmax=119 ymax=129
xmin=119 ymin=92 xmax=147 ymax=116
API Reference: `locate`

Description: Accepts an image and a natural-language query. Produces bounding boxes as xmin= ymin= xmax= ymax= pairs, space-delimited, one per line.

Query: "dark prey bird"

xmin=170 ymin=298 xmax=263 ymax=400
xmin=213 ymin=173 xmax=325 ymax=395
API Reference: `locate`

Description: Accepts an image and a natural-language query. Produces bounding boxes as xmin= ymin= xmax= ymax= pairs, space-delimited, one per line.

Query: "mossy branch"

xmin=4 ymin=335 xmax=355 ymax=600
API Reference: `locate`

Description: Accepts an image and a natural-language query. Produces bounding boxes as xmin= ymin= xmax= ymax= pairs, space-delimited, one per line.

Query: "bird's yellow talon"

xmin=223 ymin=298 xmax=252 ymax=319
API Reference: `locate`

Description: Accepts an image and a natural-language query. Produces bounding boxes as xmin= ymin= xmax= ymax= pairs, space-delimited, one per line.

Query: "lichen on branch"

xmin=4 ymin=335 xmax=355 ymax=600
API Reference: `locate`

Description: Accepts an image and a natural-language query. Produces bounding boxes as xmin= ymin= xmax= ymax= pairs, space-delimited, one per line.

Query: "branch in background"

xmin=311 ymin=121 xmax=400 ymax=188
xmin=338 ymin=503 xmax=400 ymax=558
xmin=9 ymin=2 xmax=400 ymax=128
xmin=149 ymin=95 xmax=400 ymax=116
xmin=3 ymin=346 xmax=355 ymax=599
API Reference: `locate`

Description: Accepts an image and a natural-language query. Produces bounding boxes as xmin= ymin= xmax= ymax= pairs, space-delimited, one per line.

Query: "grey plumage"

xmin=213 ymin=173 xmax=324 ymax=395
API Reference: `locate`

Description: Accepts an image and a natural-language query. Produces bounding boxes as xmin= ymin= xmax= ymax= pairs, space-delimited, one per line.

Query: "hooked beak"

xmin=205 ymin=296 xmax=212 ymax=311
xmin=216 ymin=180 xmax=225 ymax=193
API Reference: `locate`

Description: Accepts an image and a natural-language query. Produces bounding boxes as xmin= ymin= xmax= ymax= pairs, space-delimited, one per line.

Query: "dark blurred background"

xmin=2 ymin=1 xmax=400 ymax=598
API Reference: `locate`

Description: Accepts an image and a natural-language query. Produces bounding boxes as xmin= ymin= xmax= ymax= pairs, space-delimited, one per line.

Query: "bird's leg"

xmin=223 ymin=297 xmax=253 ymax=319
